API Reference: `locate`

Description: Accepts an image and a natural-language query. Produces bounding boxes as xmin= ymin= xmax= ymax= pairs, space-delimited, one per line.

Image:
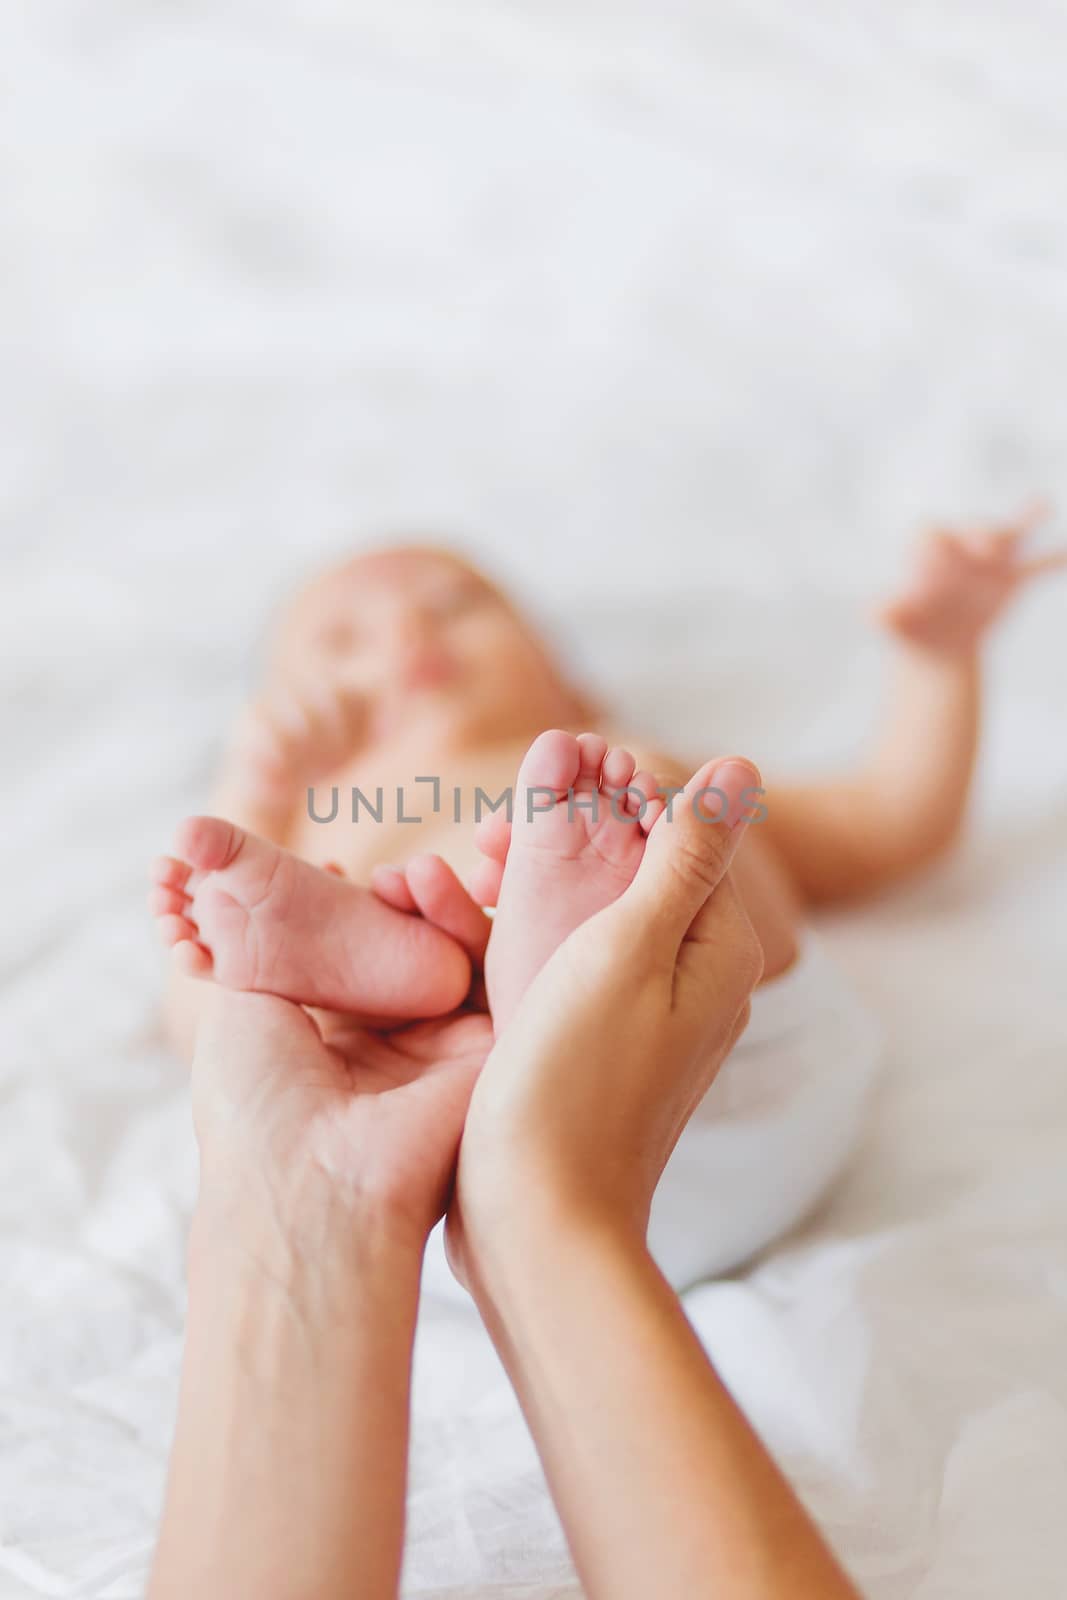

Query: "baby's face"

xmin=271 ymin=547 xmax=581 ymax=747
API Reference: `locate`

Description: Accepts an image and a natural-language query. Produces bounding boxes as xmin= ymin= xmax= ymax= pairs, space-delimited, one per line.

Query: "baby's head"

xmin=268 ymin=544 xmax=588 ymax=748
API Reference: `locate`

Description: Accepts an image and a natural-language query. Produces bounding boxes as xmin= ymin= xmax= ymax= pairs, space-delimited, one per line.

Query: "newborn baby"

xmin=151 ymin=508 xmax=1064 ymax=1286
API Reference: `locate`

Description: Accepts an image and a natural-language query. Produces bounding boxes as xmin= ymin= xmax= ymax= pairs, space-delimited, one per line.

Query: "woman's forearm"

xmin=470 ymin=1206 xmax=859 ymax=1600
xmin=150 ymin=1187 xmax=424 ymax=1600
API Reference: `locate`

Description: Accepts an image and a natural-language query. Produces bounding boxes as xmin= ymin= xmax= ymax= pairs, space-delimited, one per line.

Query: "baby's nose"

xmin=389 ymin=606 xmax=437 ymax=649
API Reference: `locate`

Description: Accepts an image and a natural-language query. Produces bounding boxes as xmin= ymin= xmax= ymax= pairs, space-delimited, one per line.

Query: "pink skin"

xmin=379 ymin=731 xmax=667 ymax=1030
xmin=877 ymin=503 xmax=1067 ymax=653
xmin=268 ymin=547 xmax=587 ymax=755
xmin=216 ymin=546 xmax=590 ymax=830
xmin=350 ymin=731 xmax=667 ymax=1033
xmin=478 ymin=732 xmax=666 ymax=1031
xmin=377 ymin=731 xmax=758 ymax=1039
xmin=149 ymin=817 xmax=473 ymax=1020
xmin=150 ymin=738 xmax=754 ymax=1043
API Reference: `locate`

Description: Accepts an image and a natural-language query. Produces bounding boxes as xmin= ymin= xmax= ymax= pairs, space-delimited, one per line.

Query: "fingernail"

xmin=696 ymin=759 xmax=762 ymax=830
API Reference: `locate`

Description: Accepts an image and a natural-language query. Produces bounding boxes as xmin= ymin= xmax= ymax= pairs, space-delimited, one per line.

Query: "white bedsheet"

xmin=3 ymin=5 xmax=1067 ymax=1596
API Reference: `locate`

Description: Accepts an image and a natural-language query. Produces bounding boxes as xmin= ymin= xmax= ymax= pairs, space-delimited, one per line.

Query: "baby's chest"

xmin=290 ymin=755 xmax=522 ymax=883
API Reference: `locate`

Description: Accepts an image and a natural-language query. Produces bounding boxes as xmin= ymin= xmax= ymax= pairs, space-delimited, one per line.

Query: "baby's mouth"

xmin=398 ymin=648 xmax=459 ymax=693
xmin=368 ymin=658 xmax=464 ymax=742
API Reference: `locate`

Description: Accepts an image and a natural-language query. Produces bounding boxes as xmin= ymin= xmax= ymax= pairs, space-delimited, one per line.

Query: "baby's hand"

xmin=221 ymin=683 xmax=368 ymax=819
xmin=877 ymin=504 xmax=1067 ymax=655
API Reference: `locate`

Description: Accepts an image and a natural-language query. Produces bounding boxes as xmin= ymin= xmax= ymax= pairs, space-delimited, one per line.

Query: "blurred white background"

xmin=2 ymin=6 xmax=1066 ymax=1597
xmin=6 ymin=2 xmax=1067 ymax=592
xmin=6 ymin=1 xmax=1067 ymax=888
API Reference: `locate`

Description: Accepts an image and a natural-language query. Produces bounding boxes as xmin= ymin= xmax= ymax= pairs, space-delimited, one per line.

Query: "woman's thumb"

xmin=620 ymin=757 xmax=762 ymax=953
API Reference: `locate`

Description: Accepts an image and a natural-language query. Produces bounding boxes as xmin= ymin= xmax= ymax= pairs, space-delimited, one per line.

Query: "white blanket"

xmin=4 ymin=5 xmax=1067 ymax=1596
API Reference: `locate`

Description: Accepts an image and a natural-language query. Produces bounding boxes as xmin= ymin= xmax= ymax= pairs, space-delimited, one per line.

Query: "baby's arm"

xmin=763 ymin=508 xmax=1066 ymax=904
xmin=213 ymin=684 xmax=367 ymax=842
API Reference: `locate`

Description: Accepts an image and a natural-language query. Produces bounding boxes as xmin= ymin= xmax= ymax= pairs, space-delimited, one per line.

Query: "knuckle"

xmin=669 ymin=822 xmax=730 ymax=889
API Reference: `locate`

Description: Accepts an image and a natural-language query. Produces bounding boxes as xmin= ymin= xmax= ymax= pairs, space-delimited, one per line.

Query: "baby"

xmin=151 ymin=508 xmax=1064 ymax=1286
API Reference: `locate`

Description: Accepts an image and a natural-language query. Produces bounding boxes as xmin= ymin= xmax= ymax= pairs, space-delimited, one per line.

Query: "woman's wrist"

xmin=458 ymin=1170 xmax=649 ymax=1325
xmin=190 ymin=1152 xmax=430 ymax=1297
xmin=155 ymin=1155 xmax=425 ymax=1600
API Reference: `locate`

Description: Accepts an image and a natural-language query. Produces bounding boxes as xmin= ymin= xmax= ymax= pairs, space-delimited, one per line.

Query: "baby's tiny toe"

xmin=601 ymin=746 xmax=636 ymax=792
xmin=474 ymin=809 xmax=512 ymax=863
xmin=469 ymin=856 xmax=505 ymax=910
xmin=150 ymin=854 xmax=192 ymax=890
xmin=173 ymin=815 xmax=243 ymax=873
xmin=639 ymin=795 xmax=667 ymax=833
xmin=172 ymin=940 xmax=213 ymax=978
xmin=575 ymin=732 xmax=610 ymax=791
xmin=516 ymin=729 xmax=582 ymax=801
xmin=634 ymin=780 xmax=667 ymax=832
xmin=621 ymin=768 xmax=659 ymax=821
xmin=149 ymin=886 xmax=190 ymax=918
xmin=156 ymin=911 xmax=199 ymax=950
xmin=405 ymin=854 xmax=491 ymax=961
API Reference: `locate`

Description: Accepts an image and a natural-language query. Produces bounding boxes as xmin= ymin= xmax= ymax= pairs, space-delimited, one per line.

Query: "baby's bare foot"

xmin=484 ymin=731 xmax=665 ymax=1029
xmin=149 ymin=817 xmax=471 ymax=1019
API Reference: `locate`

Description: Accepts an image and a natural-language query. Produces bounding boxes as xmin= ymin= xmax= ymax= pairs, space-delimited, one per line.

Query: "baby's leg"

xmin=151 ymin=817 xmax=472 ymax=1057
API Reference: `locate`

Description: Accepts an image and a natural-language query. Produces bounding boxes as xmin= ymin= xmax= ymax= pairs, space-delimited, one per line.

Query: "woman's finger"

xmin=617 ymin=757 xmax=761 ymax=960
xmin=677 ymin=868 xmax=764 ymax=1010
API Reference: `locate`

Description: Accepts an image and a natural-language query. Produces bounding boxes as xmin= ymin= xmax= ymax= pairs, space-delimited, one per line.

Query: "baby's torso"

xmin=287 ymin=738 xmax=534 ymax=884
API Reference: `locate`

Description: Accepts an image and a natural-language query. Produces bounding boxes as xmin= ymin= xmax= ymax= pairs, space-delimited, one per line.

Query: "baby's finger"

xmin=925 ymin=528 xmax=967 ymax=563
xmin=874 ymin=597 xmax=923 ymax=635
xmin=977 ymin=500 xmax=1052 ymax=560
xmin=236 ymin=703 xmax=288 ymax=767
xmin=1019 ymin=548 xmax=1067 ymax=579
xmin=272 ymin=689 xmax=314 ymax=740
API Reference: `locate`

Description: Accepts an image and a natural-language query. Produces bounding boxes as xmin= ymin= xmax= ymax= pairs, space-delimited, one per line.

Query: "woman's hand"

xmin=191 ymin=988 xmax=492 ymax=1254
xmin=435 ymin=761 xmax=859 ymax=1600
xmin=448 ymin=758 xmax=764 ymax=1289
xmin=189 ymin=846 xmax=494 ymax=1251
xmin=155 ymin=919 xmax=491 ymax=1600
